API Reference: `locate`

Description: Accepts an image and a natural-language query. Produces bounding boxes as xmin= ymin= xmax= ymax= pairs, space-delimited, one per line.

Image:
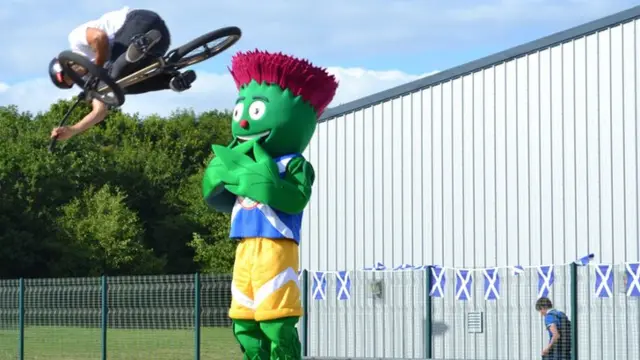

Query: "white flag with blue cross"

xmin=483 ymin=268 xmax=500 ymax=300
xmin=429 ymin=266 xmax=446 ymax=298
xmin=512 ymin=265 xmax=525 ymax=276
xmin=336 ymin=271 xmax=351 ymax=300
xmin=537 ymin=265 xmax=554 ymax=298
xmin=394 ymin=263 xmax=418 ymax=270
xmin=594 ymin=264 xmax=613 ymax=298
xmin=626 ymin=263 xmax=640 ymax=297
xmin=576 ymin=253 xmax=595 ymax=266
xmin=312 ymin=271 xmax=327 ymax=300
xmin=455 ymin=269 xmax=472 ymax=301
xmin=364 ymin=262 xmax=387 ymax=271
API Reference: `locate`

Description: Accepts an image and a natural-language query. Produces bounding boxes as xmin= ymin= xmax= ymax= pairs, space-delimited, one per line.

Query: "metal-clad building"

xmin=298 ymin=5 xmax=640 ymax=360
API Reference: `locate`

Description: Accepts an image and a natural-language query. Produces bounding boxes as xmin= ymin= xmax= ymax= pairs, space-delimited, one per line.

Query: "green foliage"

xmin=54 ymin=184 xmax=164 ymax=276
xmin=189 ymin=233 xmax=237 ymax=274
xmin=0 ymin=99 xmax=237 ymax=279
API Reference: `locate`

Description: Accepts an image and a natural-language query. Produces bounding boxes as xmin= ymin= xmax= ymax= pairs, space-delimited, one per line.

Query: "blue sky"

xmin=0 ymin=0 xmax=638 ymax=116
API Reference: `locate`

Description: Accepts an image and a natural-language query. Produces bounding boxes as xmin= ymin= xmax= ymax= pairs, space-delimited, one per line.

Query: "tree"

xmin=0 ymin=100 xmax=238 ymax=278
xmin=54 ymin=184 xmax=165 ymax=276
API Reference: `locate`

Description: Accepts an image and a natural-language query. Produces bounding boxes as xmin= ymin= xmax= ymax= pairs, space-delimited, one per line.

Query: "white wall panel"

xmin=301 ymin=22 xmax=640 ymax=272
xmin=300 ymin=18 xmax=640 ymax=360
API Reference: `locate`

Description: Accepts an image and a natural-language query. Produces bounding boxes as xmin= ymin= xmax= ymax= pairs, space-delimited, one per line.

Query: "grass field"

xmin=0 ymin=326 xmax=243 ymax=360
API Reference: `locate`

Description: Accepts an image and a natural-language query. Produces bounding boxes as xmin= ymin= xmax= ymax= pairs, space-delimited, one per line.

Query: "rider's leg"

xmin=108 ymin=9 xmax=171 ymax=81
xmin=125 ymin=29 xmax=163 ymax=63
xmin=124 ymin=70 xmax=197 ymax=95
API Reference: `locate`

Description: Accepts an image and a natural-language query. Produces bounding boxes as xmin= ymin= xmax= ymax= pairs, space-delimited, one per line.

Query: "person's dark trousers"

xmin=107 ymin=9 xmax=174 ymax=94
xmin=542 ymin=351 xmax=571 ymax=360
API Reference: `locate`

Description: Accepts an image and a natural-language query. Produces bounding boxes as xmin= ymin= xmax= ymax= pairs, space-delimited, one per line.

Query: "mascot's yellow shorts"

xmin=229 ymin=237 xmax=302 ymax=321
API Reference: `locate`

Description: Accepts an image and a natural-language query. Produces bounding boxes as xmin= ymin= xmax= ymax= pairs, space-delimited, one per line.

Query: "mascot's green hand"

xmin=202 ymin=155 xmax=239 ymax=213
xmin=224 ymin=142 xmax=281 ymax=192
xmin=211 ymin=143 xmax=257 ymax=172
xmin=225 ymin=153 xmax=315 ymax=215
xmin=229 ymin=138 xmax=258 ymax=155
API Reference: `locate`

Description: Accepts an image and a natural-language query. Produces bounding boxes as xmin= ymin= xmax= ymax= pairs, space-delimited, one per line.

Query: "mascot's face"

xmin=231 ymin=80 xmax=317 ymax=157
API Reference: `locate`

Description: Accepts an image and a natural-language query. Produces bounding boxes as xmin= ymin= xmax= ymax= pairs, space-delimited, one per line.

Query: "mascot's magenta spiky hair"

xmin=229 ymin=49 xmax=339 ymax=116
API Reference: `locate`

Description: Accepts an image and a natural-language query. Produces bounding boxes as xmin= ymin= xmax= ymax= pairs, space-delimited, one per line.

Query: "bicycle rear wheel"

xmin=168 ymin=26 xmax=242 ymax=70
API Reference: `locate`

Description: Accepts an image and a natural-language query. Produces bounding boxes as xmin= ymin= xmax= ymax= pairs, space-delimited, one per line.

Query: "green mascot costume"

xmin=201 ymin=49 xmax=338 ymax=360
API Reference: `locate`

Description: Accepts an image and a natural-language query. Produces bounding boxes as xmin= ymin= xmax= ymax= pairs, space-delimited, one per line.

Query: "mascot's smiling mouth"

xmin=237 ymin=130 xmax=271 ymax=143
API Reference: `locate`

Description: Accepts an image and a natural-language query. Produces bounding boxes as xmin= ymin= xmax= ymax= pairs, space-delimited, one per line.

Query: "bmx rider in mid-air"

xmin=48 ymin=6 xmax=197 ymax=142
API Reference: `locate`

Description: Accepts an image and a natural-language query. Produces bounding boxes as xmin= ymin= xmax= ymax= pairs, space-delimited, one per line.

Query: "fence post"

xmin=18 ymin=278 xmax=24 ymax=360
xmin=194 ymin=273 xmax=201 ymax=360
xmin=425 ymin=266 xmax=433 ymax=359
xmin=570 ymin=263 xmax=578 ymax=360
xmin=101 ymin=275 xmax=108 ymax=360
xmin=301 ymin=269 xmax=309 ymax=357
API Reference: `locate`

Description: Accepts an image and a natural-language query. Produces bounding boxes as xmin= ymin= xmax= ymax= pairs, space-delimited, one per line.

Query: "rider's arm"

xmin=70 ymin=99 xmax=108 ymax=135
xmin=85 ymin=27 xmax=110 ymax=67
xmin=68 ymin=22 xmax=109 ymax=67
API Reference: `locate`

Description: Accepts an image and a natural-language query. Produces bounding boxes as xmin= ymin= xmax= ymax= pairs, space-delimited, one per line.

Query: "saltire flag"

xmin=594 ymin=264 xmax=613 ymax=298
xmin=537 ymin=265 xmax=554 ymax=298
xmin=512 ymin=265 xmax=525 ymax=276
xmin=336 ymin=271 xmax=351 ymax=300
xmin=483 ymin=268 xmax=500 ymax=300
xmin=455 ymin=269 xmax=472 ymax=301
xmin=626 ymin=263 xmax=640 ymax=297
xmin=312 ymin=271 xmax=327 ymax=300
xmin=576 ymin=253 xmax=595 ymax=266
xmin=429 ymin=266 xmax=446 ymax=298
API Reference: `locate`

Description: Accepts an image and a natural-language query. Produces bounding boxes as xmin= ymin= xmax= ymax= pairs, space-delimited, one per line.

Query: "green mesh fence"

xmin=0 ymin=279 xmax=19 ymax=360
xmin=577 ymin=263 xmax=640 ymax=360
xmin=0 ymin=274 xmax=240 ymax=360
xmin=23 ymin=277 xmax=102 ymax=360
xmin=200 ymin=274 xmax=243 ymax=360
xmin=107 ymin=274 xmax=195 ymax=360
xmin=2 ymin=264 xmax=639 ymax=359
xmin=304 ymin=263 xmax=640 ymax=359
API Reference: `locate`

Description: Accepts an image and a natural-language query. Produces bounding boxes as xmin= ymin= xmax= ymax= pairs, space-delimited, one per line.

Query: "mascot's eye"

xmin=232 ymin=103 xmax=244 ymax=122
xmin=248 ymin=100 xmax=266 ymax=120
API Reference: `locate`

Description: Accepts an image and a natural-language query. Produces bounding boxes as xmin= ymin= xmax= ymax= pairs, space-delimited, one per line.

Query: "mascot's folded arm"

xmin=201 ymin=49 xmax=338 ymax=360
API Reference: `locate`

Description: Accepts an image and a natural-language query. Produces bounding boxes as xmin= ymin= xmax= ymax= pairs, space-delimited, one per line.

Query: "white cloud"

xmin=0 ymin=67 xmax=432 ymax=117
xmin=327 ymin=68 xmax=438 ymax=107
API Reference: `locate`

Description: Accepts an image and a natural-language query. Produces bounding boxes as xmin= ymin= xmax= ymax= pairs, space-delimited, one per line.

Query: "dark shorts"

xmin=110 ymin=9 xmax=171 ymax=68
xmin=107 ymin=9 xmax=173 ymax=94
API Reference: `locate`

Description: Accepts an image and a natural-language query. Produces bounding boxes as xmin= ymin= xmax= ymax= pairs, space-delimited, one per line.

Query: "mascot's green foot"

xmin=260 ymin=317 xmax=302 ymax=360
xmin=233 ymin=319 xmax=270 ymax=360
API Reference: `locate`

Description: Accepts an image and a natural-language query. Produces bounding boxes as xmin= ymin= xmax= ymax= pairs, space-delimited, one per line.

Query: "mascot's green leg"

xmin=233 ymin=319 xmax=270 ymax=360
xmin=260 ymin=317 xmax=302 ymax=360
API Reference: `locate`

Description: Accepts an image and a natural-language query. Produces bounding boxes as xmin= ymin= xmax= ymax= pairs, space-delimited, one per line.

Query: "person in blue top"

xmin=535 ymin=297 xmax=572 ymax=360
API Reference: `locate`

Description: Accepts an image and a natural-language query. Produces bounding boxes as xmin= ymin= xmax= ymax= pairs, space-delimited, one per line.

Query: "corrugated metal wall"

xmin=302 ymin=18 xmax=640 ymax=272
xmin=299 ymin=16 xmax=640 ymax=360
xmin=304 ymin=265 xmax=640 ymax=360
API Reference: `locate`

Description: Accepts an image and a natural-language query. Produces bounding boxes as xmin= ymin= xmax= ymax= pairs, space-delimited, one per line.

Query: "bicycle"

xmin=48 ymin=26 xmax=242 ymax=152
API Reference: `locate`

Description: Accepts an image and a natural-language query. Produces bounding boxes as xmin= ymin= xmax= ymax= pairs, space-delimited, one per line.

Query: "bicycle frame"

xmin=95 ymin=52 xmax=208 ymax=94
xmin=96 ymin=57 xmax=167 ymax=94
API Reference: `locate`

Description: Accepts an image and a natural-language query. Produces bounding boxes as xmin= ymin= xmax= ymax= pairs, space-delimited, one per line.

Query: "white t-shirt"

xmin=67 ymin=6 xmax=132 ymax=62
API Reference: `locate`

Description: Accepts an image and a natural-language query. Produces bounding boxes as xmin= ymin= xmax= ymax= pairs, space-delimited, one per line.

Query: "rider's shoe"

xmin=169 ymin=70 xmax=197 ymax=92
xmin=126 ymin=29 xmax=163 ymax=63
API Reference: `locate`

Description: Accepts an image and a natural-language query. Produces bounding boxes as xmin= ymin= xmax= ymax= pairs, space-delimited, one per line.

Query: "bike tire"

xmin=169 ymin=26 xmax=242 ymax=70
xmin=57 ymin=51 xmax=126 ymax=107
